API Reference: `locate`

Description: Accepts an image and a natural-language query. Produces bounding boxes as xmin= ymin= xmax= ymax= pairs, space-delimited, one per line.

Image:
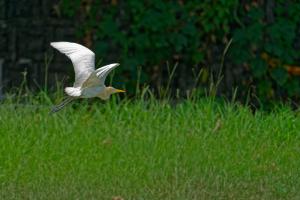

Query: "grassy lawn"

xmin=0 ymin=98 xmax=299 ymax=199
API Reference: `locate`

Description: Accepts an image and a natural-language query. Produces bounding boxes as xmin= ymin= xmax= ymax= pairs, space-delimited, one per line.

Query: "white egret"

xmin=50 ymin=42 xmax=125 ymax=113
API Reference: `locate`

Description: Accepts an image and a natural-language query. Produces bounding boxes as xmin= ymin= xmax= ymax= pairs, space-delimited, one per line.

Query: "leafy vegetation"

xmin=0 ymin=96 xmax=299 ymax=199
xmin=58 ymin=0 xmax=237 ymax=92
xmin=230 ymin=1 xmax=300 ymax=103
xmin=58 ymin=1 xmax=300 ymax=105
xmin=2 ymin=2 xmax=300 ymax=198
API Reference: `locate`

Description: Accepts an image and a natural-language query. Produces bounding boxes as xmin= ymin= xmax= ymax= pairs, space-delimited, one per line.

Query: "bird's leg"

xmin=49 ymin=96 xmax=75 ymax=114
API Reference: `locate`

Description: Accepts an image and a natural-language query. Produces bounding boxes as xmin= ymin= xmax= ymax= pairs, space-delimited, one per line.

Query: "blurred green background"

xmin=1 ymin=0 xmax=300 ymax=106
xmin=60 ymin=0 xmax=300 ymax=104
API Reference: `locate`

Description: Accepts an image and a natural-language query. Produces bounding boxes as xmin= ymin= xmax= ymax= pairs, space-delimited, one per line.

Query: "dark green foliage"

xmin=230 ymin=1 xmax=300 ymax=102
xmin=59 ymin=0 xmax=237 ymax=92
xmin=59 ymin=0 xmax=300 ymax=105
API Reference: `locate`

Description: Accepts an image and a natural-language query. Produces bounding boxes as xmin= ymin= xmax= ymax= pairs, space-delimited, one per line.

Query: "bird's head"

xmin=106 ymin=86 xmax=126 ymax=94
xmin=98 ymin=86 xmax=125 ymax=100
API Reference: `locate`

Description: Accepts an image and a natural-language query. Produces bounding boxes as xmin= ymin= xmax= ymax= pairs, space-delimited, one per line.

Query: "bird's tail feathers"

xmin=65 ymin=87 xmax=81 ymax=97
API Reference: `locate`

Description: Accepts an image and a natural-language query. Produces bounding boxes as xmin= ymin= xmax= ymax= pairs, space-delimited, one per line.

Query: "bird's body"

xmin=81 ymin=86 xmax=105 ymax=98
xmin=50 ymin=42 xmax=125 ymax=113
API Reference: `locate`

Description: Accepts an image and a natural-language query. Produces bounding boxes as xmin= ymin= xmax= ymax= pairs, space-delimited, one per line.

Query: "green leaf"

xmin=284 ymin=79 xmax=300 ymax=96
xmin=271 ymin=67 xmax=289 ymax=86
xmin=251 ymin=58 xmax=268 ymax=78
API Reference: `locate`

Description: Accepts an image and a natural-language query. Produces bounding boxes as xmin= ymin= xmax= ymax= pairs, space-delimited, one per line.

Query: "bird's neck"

xmin=97 ymin=87 xmax=110 ymax=100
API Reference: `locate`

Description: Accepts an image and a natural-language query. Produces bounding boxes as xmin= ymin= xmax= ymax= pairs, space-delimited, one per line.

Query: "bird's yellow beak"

xmin=116 ymin=89 xmax=126 ymax=93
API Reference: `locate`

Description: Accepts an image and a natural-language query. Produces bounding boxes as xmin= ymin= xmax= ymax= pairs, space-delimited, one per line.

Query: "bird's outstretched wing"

xmin=51 ymin=42 xmax=95 ymax=87
xmin=82 ymin=63 xmax=120 ymax=88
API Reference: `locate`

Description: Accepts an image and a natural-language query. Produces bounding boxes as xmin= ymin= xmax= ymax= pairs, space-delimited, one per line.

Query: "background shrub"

xmin=59 ymin=0 xmax=300 ymax=106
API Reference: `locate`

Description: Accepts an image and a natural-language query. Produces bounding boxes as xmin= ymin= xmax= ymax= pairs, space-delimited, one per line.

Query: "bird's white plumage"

xmin=65 ymin=87 xmax=82 ymax=97
xmin=50 ymin=42 xmax=95 ymax=87
xmin=50 ymin=41 xmax=124 ymax=114
xmin=83 ymin=63 xmax=120 ymax=88
xmin=95 ymin=63 xmax=119 ymax=85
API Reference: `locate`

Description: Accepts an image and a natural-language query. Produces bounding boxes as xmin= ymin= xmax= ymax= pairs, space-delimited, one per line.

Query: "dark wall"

xmin=0 ymin=0 xmax=77 ymax=93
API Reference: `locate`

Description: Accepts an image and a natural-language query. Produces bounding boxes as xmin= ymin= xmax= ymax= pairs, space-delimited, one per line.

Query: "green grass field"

xmin=0 ymin=97 xmax=299 ymax=199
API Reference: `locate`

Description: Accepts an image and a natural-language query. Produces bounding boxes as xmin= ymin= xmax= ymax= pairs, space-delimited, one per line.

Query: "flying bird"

xmin=50 ymin=42 xmax=125 ymax=114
